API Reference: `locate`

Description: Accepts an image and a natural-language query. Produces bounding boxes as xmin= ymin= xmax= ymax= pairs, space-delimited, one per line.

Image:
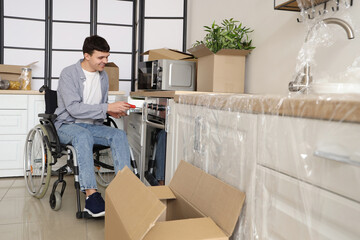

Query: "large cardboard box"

xmin=141 ymin=48 xmax=194 ymax=61
xmin=188 ymin=44 xmax=251 ymax=93
xmin=105 ymin=160 xmax=245 ymax=240
xmin=104 ymin=62 xmax=119 ymax=91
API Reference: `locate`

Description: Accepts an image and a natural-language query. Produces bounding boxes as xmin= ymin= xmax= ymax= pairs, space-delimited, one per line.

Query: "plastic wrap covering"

xmin=292 ymin=0 xmax=360 ymax=94
xmin=170 ymin=93 xmax=360 ymax=240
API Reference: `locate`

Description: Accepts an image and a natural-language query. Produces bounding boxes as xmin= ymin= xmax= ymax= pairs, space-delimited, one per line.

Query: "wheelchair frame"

xmin=24 ymin=86 xmax=139 ymax=219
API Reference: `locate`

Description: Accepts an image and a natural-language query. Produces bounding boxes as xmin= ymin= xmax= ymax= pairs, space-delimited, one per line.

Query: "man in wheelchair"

xmin=53 ymin=35 xmax=131 ymax=217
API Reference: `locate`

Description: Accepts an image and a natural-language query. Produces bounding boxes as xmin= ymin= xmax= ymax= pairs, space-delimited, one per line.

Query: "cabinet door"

xmin=0 ymin=135 xmax=26 ymax=177
xmin=0 ymin=110 xmax=28 ymax=135
xmin=255 ymin=165 xmax=360 ymax=240
xmin=166 ymin=102 xmax=257 ymax=239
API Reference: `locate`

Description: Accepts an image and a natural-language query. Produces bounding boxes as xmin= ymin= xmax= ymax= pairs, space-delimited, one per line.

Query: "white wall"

xmin=187 ymin=0 xmax=360 ymax=95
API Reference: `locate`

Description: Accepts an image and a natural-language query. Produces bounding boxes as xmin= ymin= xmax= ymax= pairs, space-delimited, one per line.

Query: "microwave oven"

xmin=138 ymin=59 xmax=196 ymax=91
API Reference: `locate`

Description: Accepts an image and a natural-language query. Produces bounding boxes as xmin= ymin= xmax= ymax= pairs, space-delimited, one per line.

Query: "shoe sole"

xmin=84 ymin=208 xmax=105 ymax=217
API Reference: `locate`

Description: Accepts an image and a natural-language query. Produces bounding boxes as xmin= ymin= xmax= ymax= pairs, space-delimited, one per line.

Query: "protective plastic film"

xmin=173 ymin=93 xmax=360 ymax=240
xmin=292 ymin=0 xmax=360 ymax=94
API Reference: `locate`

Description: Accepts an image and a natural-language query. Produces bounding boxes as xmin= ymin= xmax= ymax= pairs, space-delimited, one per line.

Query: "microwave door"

xmin=138 ymin=61 xmax=153 ymax=89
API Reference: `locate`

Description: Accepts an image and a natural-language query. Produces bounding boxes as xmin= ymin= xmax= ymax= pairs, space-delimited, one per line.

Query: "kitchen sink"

xmin=310 ymin=82 xmax=360 ymax=94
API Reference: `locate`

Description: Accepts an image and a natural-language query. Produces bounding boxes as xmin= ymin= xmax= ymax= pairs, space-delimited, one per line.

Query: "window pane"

xmin=144 ymin=19 xmax=183 ymax=51
xmin=145 ymin=0 xmax=183 ymax=17
xmin=4 ymin=19 xmax=45 ymax=48
xmin=31 ymin=79 xmax=45 ymax=91
xmin=4 ymin=48 xmax=45 ymax=78
xmin=4 ymin=0 xmax=45 ymax=19
xmin=53 ymin=23 xmax=90 ymax=50
xmin=53 ymin=0 xmax=90 ymax=22
xmin=52 ymin=51 xmax=83 ymax=78
xmin=119 ymin=81 xmax=131 ymax=95
xmin=98 ymin=0 xmax=133 ymax=25
xmin=97 ymin=25 xmax=132 ymax=52
xmin=109 ymin=53 xmax=132 ymax=80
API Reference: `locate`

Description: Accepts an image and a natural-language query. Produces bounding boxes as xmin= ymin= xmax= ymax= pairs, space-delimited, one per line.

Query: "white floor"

xmin=0 ymin=175 xmax=106 ymax=240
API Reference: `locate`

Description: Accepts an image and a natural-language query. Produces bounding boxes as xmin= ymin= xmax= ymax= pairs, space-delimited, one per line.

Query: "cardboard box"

xmin=0 ymin=64 xmax=28 ymax=82
xmin=105 ymin=160 xmax=245 ymax=240
xmin=141 ymin=48 xmax=194 ymax=61
xmin=188 ymin=44 xmax=251 ymax=93
xmin=104 ymin=62 xmax=119 ymax=91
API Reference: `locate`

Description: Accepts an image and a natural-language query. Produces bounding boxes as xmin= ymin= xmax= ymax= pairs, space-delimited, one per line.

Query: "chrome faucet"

xmin=289 ymin=18 xmax=355 ymax=92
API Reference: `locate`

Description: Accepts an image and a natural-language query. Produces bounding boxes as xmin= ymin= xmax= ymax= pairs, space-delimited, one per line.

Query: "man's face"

xmin=84 ymin=50 xmax=110 ymax=72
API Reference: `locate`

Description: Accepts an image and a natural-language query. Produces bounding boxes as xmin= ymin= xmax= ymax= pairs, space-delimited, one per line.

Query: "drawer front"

xmin=255 ymin=165 xmax=360 ymax=240
xmin=257 ymin=115 xmax=360 ymax=202
xmin=0 ymin=95 xmax=27 ymax=109
xmin=0 ymin=135 xmax=25 ymax=172
xmin=0 ymin=110 xmax=28 ymax=134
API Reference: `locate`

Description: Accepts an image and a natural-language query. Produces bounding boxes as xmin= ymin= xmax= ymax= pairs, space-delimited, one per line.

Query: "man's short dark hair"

xmin=82 ymin=35 xmax=110 ymax=55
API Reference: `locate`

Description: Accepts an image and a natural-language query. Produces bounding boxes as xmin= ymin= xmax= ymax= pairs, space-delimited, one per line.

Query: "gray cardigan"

xmin=54 ymin=59 xmax=109 ymax=130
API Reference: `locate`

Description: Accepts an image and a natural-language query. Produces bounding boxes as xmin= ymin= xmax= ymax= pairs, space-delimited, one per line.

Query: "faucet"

xmin=289 ymin=18 xmax=355 ymax=92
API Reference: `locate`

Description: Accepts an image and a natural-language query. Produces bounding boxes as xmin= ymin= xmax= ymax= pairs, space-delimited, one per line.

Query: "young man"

xmin=54 ymin=35 xmax=130 ymax=217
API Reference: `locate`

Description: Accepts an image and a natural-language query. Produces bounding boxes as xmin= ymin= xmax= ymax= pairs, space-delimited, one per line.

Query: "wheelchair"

xmin=23 ymin=85 xmax=139 ymax=218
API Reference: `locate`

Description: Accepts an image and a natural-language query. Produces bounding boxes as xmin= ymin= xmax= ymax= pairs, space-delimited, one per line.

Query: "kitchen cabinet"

xmin=0 ymin=93 xmax=44 ymax=177
xmin=168 ymin=94 xmax=360 ymax=240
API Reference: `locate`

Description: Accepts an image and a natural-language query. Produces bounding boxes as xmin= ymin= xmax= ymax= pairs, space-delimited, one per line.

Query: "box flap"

xmin=187 ymin=44 xmax=214 ymax=58
xmin=141 ymin=48 xmax=193 ymax=61
xmin=143 ymin=217 xmax=227 ymax=240
xmin=105 ymin=166 xmax=166 ymax=240
xmin=216 ymin=48 xmax=251 ymax=56
xmin=0 ymin=64 xmax=24 ymax=74
xmin=188 ymin=44 xmax=251 ymax=58
xmin=148 ymin=186 xmax=176 ymax=200
xmin=169 ymin=161 xmax=246 ymax=237
xmin=105 ymin=62 xmax=118 ymax=68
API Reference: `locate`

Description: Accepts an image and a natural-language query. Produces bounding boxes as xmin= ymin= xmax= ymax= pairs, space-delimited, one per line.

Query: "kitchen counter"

xmin=174 ymin=92 xmax=360 ymax=123
xmin=0 ymin=90 xmax=126 ymax=95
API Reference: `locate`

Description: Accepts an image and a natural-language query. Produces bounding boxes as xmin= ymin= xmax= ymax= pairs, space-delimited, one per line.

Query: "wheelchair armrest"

xmin=38 ymin=113 xmax=57 ymax=122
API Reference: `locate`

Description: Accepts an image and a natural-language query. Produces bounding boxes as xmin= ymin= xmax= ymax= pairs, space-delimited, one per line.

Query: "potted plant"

xmin=193 ymin=18 xmax=255 ymax=53
xmin=188 ymin=19 xmax=255 ymax=93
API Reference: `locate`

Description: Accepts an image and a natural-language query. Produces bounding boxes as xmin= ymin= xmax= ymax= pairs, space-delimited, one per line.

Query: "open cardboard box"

xmin=105 ymin=160 xmax=245 ymax=240
xmin=188 ymin=44 xmax=251 ymax=93
xmin=141 ymin=48 xmax=194 ymax=61
xmin=104 ymin=62 xmax=119 ymax=91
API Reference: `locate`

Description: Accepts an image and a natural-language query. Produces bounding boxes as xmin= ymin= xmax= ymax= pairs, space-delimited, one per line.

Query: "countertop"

xmin=131 ymin=90 xmax=360 ymax=123
xmin=175 ymin=92 xmax=360 ymax=123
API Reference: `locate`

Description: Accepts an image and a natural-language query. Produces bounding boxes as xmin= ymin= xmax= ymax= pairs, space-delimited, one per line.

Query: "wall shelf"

xmin=274 ymin=0 xmax=330 ymax=12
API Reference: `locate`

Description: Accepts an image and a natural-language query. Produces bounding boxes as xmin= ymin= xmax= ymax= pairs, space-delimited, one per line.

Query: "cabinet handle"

xmin=314 ymin=150 xmax=360 ymax=167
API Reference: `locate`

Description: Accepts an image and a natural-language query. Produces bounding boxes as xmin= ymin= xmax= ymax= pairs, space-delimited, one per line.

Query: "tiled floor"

xmin=0 ymin=175 xmax=106 ymax=240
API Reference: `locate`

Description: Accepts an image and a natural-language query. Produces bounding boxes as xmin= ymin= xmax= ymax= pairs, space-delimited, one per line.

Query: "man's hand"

xmin=107 ymin=101 xmax=130 ymax=118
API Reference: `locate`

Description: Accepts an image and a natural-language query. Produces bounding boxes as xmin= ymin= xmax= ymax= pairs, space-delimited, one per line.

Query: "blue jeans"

xmin=155 ymin=130 xmax=166 ymax=181
xmin=57 ymin=123 xmax=130 ymax=191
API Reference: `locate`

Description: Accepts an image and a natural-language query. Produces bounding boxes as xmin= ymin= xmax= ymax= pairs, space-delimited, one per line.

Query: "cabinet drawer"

xmin=0 ymin=110 xmax=28 ymax=134
xmin=257 ymin=115 xmax=360 ymax=202
xmin=255 ymin=165 xmax=360 ymax=240
xmin=0 ymin=95 xmax=27 ymax=109
xmin=0 ymin=135 xmax=25 ymax=171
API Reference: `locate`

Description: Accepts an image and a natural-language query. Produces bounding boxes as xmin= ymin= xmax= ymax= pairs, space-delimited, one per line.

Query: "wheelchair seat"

xmin=24 ymin=85 xmax=139 ymax=219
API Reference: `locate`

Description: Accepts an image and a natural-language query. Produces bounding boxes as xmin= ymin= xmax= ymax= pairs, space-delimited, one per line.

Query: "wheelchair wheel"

xmin=50 ymin=191 xmax=62 ymax=211
xmin=94 ymin=149 xmax=115 ymax=187
xmin=24 ymin=124 xmax=52 ymax=199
